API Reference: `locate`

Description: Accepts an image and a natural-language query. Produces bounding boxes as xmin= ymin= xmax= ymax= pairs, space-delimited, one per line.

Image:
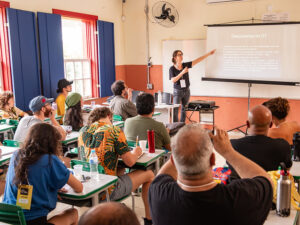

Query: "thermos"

xmin=147 ymin=130 xmax=155 ymax=153
xmin=276 ymin=162 xmax=291 ymax=217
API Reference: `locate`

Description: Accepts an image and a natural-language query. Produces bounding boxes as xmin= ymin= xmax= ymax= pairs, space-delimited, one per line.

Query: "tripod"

xmin=227 ymin=83 xmax=252 ymax=135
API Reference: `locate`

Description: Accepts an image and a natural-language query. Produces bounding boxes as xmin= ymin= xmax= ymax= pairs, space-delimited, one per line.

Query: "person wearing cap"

xmin=64 ymin=93 xmax=83 ymax=131
xmin=14 ymin=96 xmax=67 ymax=143
xmin=56 ymin=79 xmax=73 ymax=123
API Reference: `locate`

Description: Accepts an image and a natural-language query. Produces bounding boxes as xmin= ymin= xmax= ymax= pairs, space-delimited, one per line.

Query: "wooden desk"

xmin=119 ymin=149 xmax=165 ymax=174
xmin=58 ymin=172 xmax=118 ymax=206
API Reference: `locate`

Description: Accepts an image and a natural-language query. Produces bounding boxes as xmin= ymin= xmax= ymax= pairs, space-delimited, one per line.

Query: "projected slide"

xmin=205 ymin=24 xmax=300 ymax=84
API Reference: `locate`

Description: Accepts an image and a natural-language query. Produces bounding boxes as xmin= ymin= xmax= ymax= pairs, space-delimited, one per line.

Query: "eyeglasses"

xmin=177 ymin=53 xmax=183 ymax=56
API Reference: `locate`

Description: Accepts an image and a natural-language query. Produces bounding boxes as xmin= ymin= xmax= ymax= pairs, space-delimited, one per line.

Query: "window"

xmin=62 ymin=18 xmax=92 ymax=98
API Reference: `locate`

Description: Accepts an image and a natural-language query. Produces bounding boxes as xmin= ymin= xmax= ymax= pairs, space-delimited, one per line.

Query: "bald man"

xmin=228 ymin=105 xmax=292 ymax=181
xmin=78 ymin=202 xmax=140 ymax=225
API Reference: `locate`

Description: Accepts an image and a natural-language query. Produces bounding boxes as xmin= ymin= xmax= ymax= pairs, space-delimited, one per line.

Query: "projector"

xmin=186 ymin=100 xmax=215 ymax=110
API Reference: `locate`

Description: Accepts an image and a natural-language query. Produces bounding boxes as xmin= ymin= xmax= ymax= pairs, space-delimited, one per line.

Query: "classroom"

xmin=0 ymin=0 xmax=298 ymax=224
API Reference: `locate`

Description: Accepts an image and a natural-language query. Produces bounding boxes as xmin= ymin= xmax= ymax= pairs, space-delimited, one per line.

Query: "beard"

xmin=44 ymin=108 xmax=52 ymax=117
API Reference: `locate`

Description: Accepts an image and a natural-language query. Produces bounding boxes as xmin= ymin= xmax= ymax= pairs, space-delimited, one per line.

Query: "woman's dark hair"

xmin=14 ymin=123 xmax=62 ymax=184
xmin=172 ymin=50 xmax=182 ymax=64
xmin=0 ymin=91 xmax=14 ymax=109
xmin=87 ymin=107 xmax=112 ymax=126
xmin=64 ymin=101 xmax=83 ymax=131
xmin=136 ymin=92 xmax=154 ymax=115
xmin=111 ymin=80 xmax=125 ymax=96
xmin=262 ymin=97 xmax=290 ymax=120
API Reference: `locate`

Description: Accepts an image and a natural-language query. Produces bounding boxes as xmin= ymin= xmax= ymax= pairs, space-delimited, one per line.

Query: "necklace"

xmin=177 ymin=179 xmax=216 ymax=189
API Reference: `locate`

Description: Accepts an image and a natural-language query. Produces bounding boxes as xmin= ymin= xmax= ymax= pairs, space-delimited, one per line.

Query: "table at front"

xmin=58 ymin=173 xmax=118 ymax=207
xmin=0 ymin=146 xmax=19 ymax=166
xmin=154 ymin=104 xmax=181 ymax=124
xmin=118 ymin=149 xmax=165 ymax=174
xmin=185 ymin=106 xmax=219 ymax=128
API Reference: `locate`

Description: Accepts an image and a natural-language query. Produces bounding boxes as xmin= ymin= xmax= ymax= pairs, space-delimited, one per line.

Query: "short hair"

xmin=262 ymin=97 xmax=290 ymax=120
xmin=78 ymin=202 xmax=140 ymax=225
xmin=0 ymin=91 xmax=14 ymax=109
xmin=136 ymin=93 xmax=154 ymax=115
xmin=172 ymin=124 xmax=213 ymax=178
xmin=111 ymin=80 xmax=125 ymax=96
xmin=87 ymin=107 xmax=112 ymax=126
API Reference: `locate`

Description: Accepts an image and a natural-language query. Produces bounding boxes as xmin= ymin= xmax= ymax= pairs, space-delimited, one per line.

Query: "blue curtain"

xmin=6 ymin=8 xmax=41 ymax=111
xmin=97 ymin=20 xmax=116 ymax=97
xmin=37 ymin=12 xmax=64 ymax=99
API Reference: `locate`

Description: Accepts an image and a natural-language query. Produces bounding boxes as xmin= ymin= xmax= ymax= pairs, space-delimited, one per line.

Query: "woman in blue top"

xmin=3 ymin=123 xmax=83 ymax=225
xmin=169 ymin=49 xmax=216 ymax=122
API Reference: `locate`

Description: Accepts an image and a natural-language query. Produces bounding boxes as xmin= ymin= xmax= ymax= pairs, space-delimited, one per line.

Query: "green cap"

xmin=65 ymin=93 xmax=82 ymax=109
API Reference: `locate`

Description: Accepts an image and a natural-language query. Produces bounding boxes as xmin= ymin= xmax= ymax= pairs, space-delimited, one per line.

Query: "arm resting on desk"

xmin=121 ymin=147 xmax=142 ymax=167
xmin=67 ymin=173 xmax=83 ymax=193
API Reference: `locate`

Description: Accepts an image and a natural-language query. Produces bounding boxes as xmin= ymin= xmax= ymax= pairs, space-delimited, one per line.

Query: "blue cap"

xmin=29 ymin=96 xmax=54 ymax=112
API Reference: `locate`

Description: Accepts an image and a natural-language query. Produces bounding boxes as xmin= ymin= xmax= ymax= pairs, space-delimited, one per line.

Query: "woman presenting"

xmin=169 ymin=49 xmax=216 ymax=122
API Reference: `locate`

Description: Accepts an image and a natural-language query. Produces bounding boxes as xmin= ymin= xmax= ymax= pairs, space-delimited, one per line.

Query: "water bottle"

xmin=89 ymin=150 xmax=98 ymax=180
xmin=276 ymin=162 xmax=291 ymax=217
xmin=158 ymin=91 xmax=162 ymax=105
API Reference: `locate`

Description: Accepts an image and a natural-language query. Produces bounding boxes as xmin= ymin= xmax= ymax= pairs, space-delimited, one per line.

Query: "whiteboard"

xmin=162 ymin=40 xmax=300 ymax=99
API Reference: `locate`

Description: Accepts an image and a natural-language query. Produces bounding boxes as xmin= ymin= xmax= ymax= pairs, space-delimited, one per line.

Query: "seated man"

xmin=149 ymin=124 xmax=273 ymax=225
xmin=228 ymin=105 xmax=292 ymax=181
xmin=124 ymin=93 xmax=171 ymax=150
xmin=14 ymin=96 xmax=66 ymax=143
xmin=78 ymin=107 xmax=154 ymax=225
xmin=110 ymin=80 xmax=137 ymax=120
xmin=78 ymin=202 xmax=140 ymax=225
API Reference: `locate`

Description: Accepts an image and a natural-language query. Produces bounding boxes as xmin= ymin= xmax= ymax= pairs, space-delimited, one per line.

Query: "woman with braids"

xmin=263 ymin=97 xmax=300 ymax=145
xmin=0 ymin=91 xmax=28 ymax=120
xmin=3 ymin=123 xmax=83 ymax=225
xmin=78 ymin=107 xmax=154 ymax=225
xmin=64 ymin=93 xmax=83 ymax=131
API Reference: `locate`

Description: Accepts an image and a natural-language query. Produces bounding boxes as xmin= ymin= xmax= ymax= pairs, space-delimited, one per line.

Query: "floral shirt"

xmin=78 ymin=121 xmax=130 ymax=176
xmin=0 ymin=106 xmax=25 ymax=120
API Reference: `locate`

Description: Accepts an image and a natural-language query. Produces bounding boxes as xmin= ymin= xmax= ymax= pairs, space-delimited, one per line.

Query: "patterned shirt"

xmin=78 ymin=121 xmax=131 ymax=176
xmin=0 ymin=106 xmax=25 ymax=120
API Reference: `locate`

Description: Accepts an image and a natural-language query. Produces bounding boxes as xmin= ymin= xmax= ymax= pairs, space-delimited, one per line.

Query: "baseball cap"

xmin=29 ymin=96 xmax=54 ymax=113
xmin=57 ymin=79 xmax=73 ymax=93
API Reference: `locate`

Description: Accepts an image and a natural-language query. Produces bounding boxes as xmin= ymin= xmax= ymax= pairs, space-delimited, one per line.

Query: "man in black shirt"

xmin=228 ymin=105 xmax=292 ymax=181
xmin=149 ymin=124 xmax=273 ymax=225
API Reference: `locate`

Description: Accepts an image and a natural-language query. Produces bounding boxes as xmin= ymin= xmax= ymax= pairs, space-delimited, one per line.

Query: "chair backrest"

xmin=71 ymin=159 xmax=105 ymax=174
xmin=131 ymin=90 xmax=141 ymax=103
xmin=154 ymin=92 xmax=173 ymax=105
xmin=113 ymin=115 xmax=123 ymax=122
xmin=3 ymin=140 xmax=20 ymax=147
xmin=0 ymin=203 xmax=26 ymax=225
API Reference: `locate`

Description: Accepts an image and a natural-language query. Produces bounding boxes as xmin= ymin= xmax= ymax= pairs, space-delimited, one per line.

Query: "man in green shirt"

xmin=124 ymin=93 xmax=171 ymax=151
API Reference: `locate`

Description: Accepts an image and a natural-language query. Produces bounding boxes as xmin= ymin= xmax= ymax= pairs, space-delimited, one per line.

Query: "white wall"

xmin=123 ymin=0 xmax=300 ymax=65
xmin=9 ymin=0 xmax=126 ymax=65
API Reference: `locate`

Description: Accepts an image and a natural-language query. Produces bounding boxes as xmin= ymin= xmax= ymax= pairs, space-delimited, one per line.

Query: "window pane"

xmin=74 ymin=80 xmax=83 ymax=96
xmin=62 ymin=19 xmax=86 ymax=59
xmin=83 ymin=79 xmax=92 ymax=98
xmin=74 ymin=62 xmax=83 ymax=79
xmin=83 ymin=61 xmax=91 ymax=79
xmin=65 ymin=62 xmax=75 ymax=80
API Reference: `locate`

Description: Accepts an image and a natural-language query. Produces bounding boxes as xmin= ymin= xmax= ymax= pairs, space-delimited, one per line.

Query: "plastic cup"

xmin=139 ymin=140 xmax=147 ymax=152
xmin=73 ymin=165 xmax=83 ymax=179
xmin=91 ymin=101 xmax=96 ymax=108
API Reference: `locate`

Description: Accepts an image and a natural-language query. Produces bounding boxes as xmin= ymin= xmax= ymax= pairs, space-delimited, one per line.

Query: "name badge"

xmin=180 ymin=79 xmax=186 ymax=88
xmin=17 ymin=184 xmax=33 ymax=210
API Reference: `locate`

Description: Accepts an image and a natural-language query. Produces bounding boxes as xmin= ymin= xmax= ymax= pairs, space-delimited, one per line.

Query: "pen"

xmin=136 ymin=136 xmax=139 ymax=147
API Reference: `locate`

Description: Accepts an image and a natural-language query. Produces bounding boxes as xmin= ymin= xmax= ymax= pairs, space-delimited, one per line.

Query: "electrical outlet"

xmin=147 ymin=83 xmax=153 ymax=89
